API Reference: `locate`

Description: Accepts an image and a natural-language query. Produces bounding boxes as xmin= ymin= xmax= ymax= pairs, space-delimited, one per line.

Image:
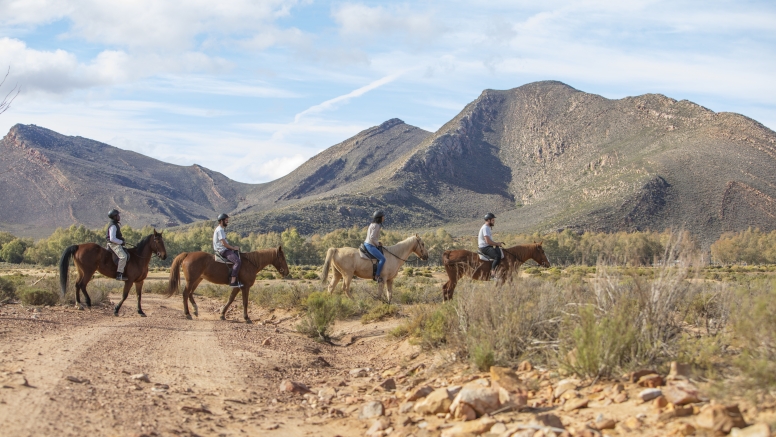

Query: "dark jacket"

xmin=106 ymin=220 xmax=124 ymax=244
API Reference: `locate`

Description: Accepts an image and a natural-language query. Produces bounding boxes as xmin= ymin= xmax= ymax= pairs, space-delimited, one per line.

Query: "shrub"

xmin=731 ymin=281 xmax=776 ymax=389
xmin=0 ymin=276 xmax=16 ymax=302
xmin=296 ymin=292 xmax=343 ymax=341
xmin=470 ymin=342 xmax=496 ymax=371
xmin=18 ymin=287 xmax=59 ymax=306
xmin=361 ymin=303 xmax=398 ymax=324
xmin=303 ymin=271 xmax=319 ymax=280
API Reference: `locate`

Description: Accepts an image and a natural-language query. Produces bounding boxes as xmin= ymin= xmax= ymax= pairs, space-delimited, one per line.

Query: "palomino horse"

xmin=441 ymin=242 xmax=551 ymax=300
xmin=59 ymin=230 xmax=168 ymax=316
xmin=165 ymin=247 xmax=289 ymax=323
xmin=321 ymin=235 xmax=429 ymax=302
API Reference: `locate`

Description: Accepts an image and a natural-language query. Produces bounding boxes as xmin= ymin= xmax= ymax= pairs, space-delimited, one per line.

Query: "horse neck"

xmin=507 ymin=244 xmax=535 ymax=263
xmin=388 ymin=237 xmax=416 ymax=258
xmin=134 ymin=235 xmax=154 ymax=264
xmin=245 ymin=250 xmax=274 ymax=271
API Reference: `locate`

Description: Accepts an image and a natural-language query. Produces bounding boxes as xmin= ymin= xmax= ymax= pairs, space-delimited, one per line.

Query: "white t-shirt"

xmin=478 ymin=224 xmax=493 ymax=248
xmin=213 ymin=226 xmax=227 ymax=253
xmin=365 ymin=223 xmax=381 ymax=246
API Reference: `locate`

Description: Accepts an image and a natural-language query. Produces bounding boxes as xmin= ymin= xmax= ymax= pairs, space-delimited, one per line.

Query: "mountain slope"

xmin=228 ymin=81 xmax=776 ymax=244
xmin=0 ymin=124 xmax=252 ymax=236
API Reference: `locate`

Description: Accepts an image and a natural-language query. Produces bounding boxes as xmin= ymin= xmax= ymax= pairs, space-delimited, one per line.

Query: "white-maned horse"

xmin=321 ymin=235 xmax=429 ymax=302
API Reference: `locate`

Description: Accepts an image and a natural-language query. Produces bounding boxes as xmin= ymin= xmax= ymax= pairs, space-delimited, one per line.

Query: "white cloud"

xmin=249 ymin=154 xmax=307 ymax=180
xmin=332 ymin=3 xmax=446 ymax=44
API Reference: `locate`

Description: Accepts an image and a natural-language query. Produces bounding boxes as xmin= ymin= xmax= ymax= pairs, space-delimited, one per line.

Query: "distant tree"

xmin=0 ymin=238 xmax=29 ymax=263
xmin=0 ymin=67 xmax=19 ymax=115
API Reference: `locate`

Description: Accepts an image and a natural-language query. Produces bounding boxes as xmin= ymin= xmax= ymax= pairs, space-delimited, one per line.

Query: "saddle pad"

xmin=214 ymin=253 xmax=233 ymax=264
xmin=478 ymin=247 xmax=504 ymax=262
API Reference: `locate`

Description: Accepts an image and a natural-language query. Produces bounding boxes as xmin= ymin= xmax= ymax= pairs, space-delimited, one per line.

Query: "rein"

xmin=382 ymin=237 xmax=419 ymax=262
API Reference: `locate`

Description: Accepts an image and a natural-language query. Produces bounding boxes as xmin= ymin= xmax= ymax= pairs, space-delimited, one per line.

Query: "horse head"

xmin=152 ymin=229 xmax=167 ymax=260
xmin=414 ymin=234 xmax=429 ymax=261
xmin=532 ymin=241 xmax=550 ymax=267
xmin=274 ymin=245 xmax=290 ymax=278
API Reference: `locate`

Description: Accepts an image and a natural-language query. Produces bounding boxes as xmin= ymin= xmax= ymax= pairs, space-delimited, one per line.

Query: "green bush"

xmin=0 ymin=276 xmax=16 ymax=302
xmin=296 ymin=292 xmax=356 ymax=340
xmin=303 ymin=271 xmax=319 ymax=280
xmin=18 ymin=287 xmax=59 ymax=306
xmin=361 ymin=303 xmax=398 ymax=324
xmin=731 ymin=282 xmax=776 ymax=389
xmin=470 ymin=343 xmax=496 ymax=371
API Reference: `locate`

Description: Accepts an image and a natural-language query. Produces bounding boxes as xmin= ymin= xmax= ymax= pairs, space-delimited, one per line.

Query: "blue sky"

xmin=1 ymin=0 xmax=774 ymax=183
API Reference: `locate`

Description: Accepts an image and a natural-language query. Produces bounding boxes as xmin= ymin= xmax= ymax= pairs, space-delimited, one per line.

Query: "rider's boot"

xmin=230 ymin=278 xmax=244 ymax=288
xmin=116 ymin=272 xmax=128 ymax=281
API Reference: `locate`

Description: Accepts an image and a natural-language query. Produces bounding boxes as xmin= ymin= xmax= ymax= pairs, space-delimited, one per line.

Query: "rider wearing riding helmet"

xmin=106 ymin=209 xmax=129 ymax=281
xmin=364 ymin=210 xmax=386 ymax=283
xmin=213 ymin=213 xmax=243 ymax=288
xmin=478 ymin=212 xmax=505 ymax=278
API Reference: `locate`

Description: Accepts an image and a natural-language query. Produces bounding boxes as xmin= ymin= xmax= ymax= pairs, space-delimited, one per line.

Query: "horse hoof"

xmin=244 ymin=318 xmax=252 ymax=324
xmin=138 ymin=312 xmax=147 ymax=317
xmin=75 ymin=304 xmax=84 ymax=311
xmin=113 ymin=312 xmax=119 ymax=317
xmin=193 ymin=310 xmax=199 ymax=317
xmin=219 ymin=315 xmax=226 ymax=321
xmin=185 ymin=314 xmax=192 ymax=320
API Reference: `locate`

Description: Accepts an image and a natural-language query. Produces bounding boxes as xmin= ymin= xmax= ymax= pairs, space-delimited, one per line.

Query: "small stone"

xmin=614 ymin=392 xmax=628 ymax=403
xmin=131 ymin=374 xmax=150 ymax=383
xmin=730 ymin=423 xmax=772 ymax=437
xmin=674 ymin=423 xmax=696 ymax=436
xmin=407 ymin=385 xmax=434 ymax=401
xmin=653 ymin=395 xmax=669 ymax=409
xmin=399 ymin=402 xmax=414 ymax=414
xmin=534 ymin=413 xmax=564 ymax=430
xmin=563 ymin=398 xmax=588 ymax=412
xmin=261 ymin=338 xmax=271 ymax=346
xmin=350 ymin=368 xmax=369 ymax=378
xmin=262 ymin=423 xmax=280 ymax=430
xmin=414 ymin=387 xmax=453 ymax=415
xmin=65 ymin=376 xmax=87 ymax=384
xmin=279 ymin=380 xmax=311 ymax=395
xmin=663 ymin=382 xmax=700 ymax=406
xmin=360 ymin=401 xmax=385 ymax=419
xmin=451 ymin=402 xmax=476 ymax=421
xmin=379 ymin=378 xmax=396 ymax=391
xmin=490 ymin=366 xmax=524 ymax=393
xmin=490 ymin=422 xmax=507 ymax=434
xmin=595 ymin=418 xmax=617 ymax=430
xmin=628 ymin=369 xmax=657 ymax=383
xmin=696 ymin=404 xmax=747 ymax=434
xmin=674 ymin=405 xmax=694 ymax=417
xmin=638 ymin=388 xmax=662 ymax=402
xmin=366 ymin=416 xmax=391 ymax=435
xmin=638 ymin=374 xmax=664 ymax=388
xmin=623 ymin=416 xmax=642 ymax=431
xmin=440 ymin=416 xmax=496 ymax=437
xmin=448 ymin=384 xmax=501 ymax=417
xmin=553 ymin=379 xmax=578 ymax=399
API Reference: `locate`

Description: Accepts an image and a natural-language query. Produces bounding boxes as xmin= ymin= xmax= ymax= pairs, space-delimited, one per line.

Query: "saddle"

xmin=477 ymin=247 xmax=504 ymax=262
xmin=214 ymin=252 xmax=233 ymax=265
xmin=359 ymin=243 xmax=384 ymax=280
xmin=106 ymin=244 xmax=129 ymax=266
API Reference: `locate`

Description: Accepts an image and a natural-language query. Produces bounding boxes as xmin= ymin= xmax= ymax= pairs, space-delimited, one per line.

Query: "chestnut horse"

xmin=59 ymin=230 xmax=167 ymax=316
xmin=441 ymin=242 xmax=551 ymax=300
xmin=321 ymin=235 xmax=429 ymax=303
xmin=165 ymin=247 xmax=289 ymax=323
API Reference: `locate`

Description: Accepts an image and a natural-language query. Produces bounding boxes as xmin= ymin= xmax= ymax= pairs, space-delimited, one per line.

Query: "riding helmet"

xmin=372 ymin=210 xmax=385 ymax=220
xmin=217 ymin=213 xmax=229 ymax=222
xmin=108 ymin=209 xmax=120 ymax=219
xmin=484 ymin=212 xmax=496 ymax=221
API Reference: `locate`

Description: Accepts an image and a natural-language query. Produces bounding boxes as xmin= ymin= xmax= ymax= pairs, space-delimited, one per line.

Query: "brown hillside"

xmin=0 ymin=124 xmax=252 ymax=236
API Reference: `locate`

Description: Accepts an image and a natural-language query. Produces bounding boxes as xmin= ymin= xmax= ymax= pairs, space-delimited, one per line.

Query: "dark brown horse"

xmin=441 ymin=242 xmax=551 ymax=300
xmin=59 ymin=230 xmax=167 ymax=316
xmin=165 ymin=247 xmax=290 ymax=323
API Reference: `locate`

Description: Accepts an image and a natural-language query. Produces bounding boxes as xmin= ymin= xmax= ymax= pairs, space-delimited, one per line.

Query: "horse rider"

xmin=106 ymin=209 xmax=129 ymax=281
xmin=364 ymin=210 xmax=386 ymax=283
xmin=478 ymin=212 xmax=505 ymax=279
xmin=213 ymin=213 xmax=243 ymax=288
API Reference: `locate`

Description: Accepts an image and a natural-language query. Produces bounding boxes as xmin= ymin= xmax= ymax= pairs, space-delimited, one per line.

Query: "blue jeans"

xmin=364 ymin=243 xmax=386 ymax=277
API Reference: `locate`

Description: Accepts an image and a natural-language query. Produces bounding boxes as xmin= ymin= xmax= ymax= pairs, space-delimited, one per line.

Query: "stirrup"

xmin=230 ymin=281 xmax=244 ymax=288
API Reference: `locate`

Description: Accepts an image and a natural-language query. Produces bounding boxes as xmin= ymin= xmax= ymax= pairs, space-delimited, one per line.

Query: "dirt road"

xmin=0 ymin=293 xmax=416 ymax=437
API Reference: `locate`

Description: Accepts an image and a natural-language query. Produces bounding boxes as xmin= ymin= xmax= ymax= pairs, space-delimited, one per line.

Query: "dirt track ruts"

xmin=0 ymin=292 xmax=410 ymax=437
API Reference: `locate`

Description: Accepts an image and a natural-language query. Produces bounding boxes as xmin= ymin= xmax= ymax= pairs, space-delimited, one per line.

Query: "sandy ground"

xmin=0 ymin=291 xmax=418 ymax=437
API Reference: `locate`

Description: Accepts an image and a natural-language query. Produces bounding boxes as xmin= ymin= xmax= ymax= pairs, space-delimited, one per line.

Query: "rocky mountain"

xmin=0 ymin=124 xmax=252 ymax=236
xmin=227 ymin=81 xmax=776 ymax=245
xmin=3 ymin=81 xmax=776 ymax=244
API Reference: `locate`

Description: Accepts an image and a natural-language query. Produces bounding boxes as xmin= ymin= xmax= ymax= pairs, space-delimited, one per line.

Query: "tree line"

xmin=0 ymin=224 xmax=771 ymax=267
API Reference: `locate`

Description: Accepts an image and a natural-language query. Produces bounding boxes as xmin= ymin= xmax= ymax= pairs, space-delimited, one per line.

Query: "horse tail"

xmin=321 ymin=248 xmax=335 ymax=283
xmin=59 ymin=245 xmax=79 ymax=297
xmin=166 ymin=252 xmax=188 ymax=297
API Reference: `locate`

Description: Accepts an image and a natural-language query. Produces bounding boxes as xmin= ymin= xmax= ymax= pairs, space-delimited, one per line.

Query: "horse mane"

xmin=132 ymin=234 xmax=154 ymax=254
xmin=503 ymin=243 xmax=539 ymax=261
xmin=243 ymin=248 xmax=277 ymax=266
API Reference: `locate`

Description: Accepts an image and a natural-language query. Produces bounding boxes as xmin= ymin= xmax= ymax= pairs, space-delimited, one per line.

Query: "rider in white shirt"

xmin=213 ymin=213 xmax=243 ymax=288
xmin=478 ymin=213 xmax=504 ymax=278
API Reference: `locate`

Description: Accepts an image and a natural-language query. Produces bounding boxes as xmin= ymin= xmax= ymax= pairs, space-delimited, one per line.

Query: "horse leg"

xmin=135 ymin=281 xmax=146 ymax=317
xmin=241 ymin=286 xmax=252 ymax=324
xmin=342 ymin=274 xmax=353 ymax=299
xmin=114 ymin=281 xmax=133 ymax=316
xmin=385 ymin=278 xmax=394 ymax=304
xmin=220 ymin=288 xmax=240 ymax=321
xmin=183 ymin=278 xmax=202 ymax=320
xmin=189 ymin=292 xmax=199 ymax=317
xmin=79 ymin=267 xmax=96 ymax=309
xmin=328 ymin=269 xmax=342 ymax=294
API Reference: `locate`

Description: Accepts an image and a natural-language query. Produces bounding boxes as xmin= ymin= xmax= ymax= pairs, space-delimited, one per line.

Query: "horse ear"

xmin=277 ymin=245 xmax=283 ymax=252
xmin=539 ymin=240 xmax=543 ymax=245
